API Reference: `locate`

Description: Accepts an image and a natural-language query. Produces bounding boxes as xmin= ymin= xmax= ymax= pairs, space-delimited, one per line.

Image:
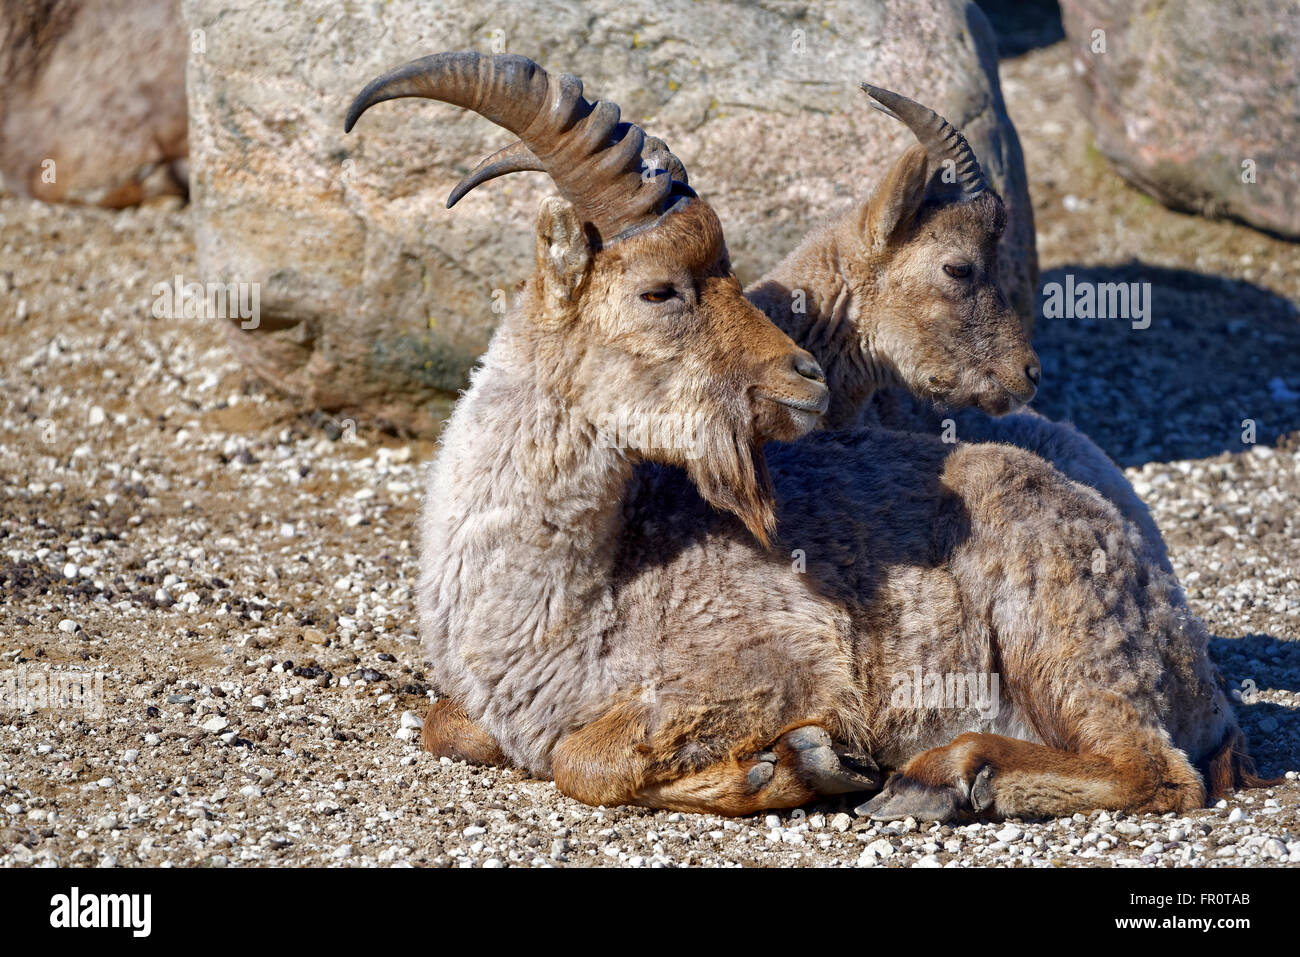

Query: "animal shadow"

xmin=1031 ymin=262 xmax=1300 ymax=467
xmin=1209 ymin=632 xmax=1300 ymax=778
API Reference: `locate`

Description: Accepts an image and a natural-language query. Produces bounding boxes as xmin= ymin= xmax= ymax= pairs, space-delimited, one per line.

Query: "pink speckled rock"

xmin=0 ymin=0 xmax=187 ymax=207
xmin=1061 ymin=0 xmax=1300 ymax=239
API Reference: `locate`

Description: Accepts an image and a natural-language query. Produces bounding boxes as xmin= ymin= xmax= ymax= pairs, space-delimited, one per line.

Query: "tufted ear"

xmin=856 ymin=144 xmax=930 ymax=257
xmin=534 ymin=196 xmax=592 ymax=318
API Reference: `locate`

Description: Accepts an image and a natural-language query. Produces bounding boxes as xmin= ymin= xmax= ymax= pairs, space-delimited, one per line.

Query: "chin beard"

xmin=685 ymin=420 xmax=777 ymax=548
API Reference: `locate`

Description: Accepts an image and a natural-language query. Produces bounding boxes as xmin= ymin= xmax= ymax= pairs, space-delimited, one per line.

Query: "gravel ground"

xmin=1 ymin=42 xmax=1298 ymax=868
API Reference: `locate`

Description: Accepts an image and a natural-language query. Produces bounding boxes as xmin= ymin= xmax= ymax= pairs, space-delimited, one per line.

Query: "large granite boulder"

xmin=0 ymin=0 xmax=188 ymax=206
xmin=1061 ymin=0 xmax=1300 ymax=240
xmin=184 ymin=0 xmax=1036 ymax=434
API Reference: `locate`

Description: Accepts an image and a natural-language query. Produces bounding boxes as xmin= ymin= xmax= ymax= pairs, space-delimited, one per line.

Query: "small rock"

xmin=865 ymin=838 xmax=894 ymax=859
xmin=831 ymin=813 xmax=853 ymax=833
xmin=1115 ymin=822 xmax=1142 ymax=837
xmin=400 ymin=710 xmax=422 ymax=730
xmin=201 ymin=716 xmax=229 ymax=734
xmin=996 ymin=824 xmax=1024 ymax=844
xmin=1227 ymin=808 xmax=1246 ymax=823
xmin=57 ymin=618 xmax=80 ymax=634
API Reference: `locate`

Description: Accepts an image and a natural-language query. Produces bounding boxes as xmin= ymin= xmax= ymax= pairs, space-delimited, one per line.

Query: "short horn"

xmin=346 ymin=52 xmax=689 ymax=244
xmin=447 ymin=135 xmax=691 ymax=210
xmin=446 ymin=141 xmax=546 ymax=209
xmin=859 ymin=83 xmax=988 ymax=198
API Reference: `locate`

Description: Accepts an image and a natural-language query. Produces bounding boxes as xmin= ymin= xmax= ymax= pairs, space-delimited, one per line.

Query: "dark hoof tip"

xmin=859 ymin=774 xmax=962 ymax=823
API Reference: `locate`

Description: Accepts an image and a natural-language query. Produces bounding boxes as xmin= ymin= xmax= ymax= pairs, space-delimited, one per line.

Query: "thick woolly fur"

xmin=417 ymin=187 xmax=1252 ymax=818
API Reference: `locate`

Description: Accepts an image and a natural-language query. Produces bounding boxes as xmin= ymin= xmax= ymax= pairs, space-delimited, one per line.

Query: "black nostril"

xmin=793 ymin=352 xmax=825 ymax=383
xmin=1025 ymin=364 xmax=1041 ymax=386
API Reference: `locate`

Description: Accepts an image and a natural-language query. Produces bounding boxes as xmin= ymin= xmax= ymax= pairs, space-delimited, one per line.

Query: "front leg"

xmin=861 ymin=731 xmax=1204 ymax=822
xmin=421 ymin=698 xmax=507 ymax=767
xmin=553 ymin=703 xmax=881 ymax=816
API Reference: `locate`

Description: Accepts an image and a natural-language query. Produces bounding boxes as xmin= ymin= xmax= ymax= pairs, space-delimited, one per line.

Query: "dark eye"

xmin=944 ymin=264 xmax=972 ymax=279
xmin=640 ymin=288 xmax=677 ymax=303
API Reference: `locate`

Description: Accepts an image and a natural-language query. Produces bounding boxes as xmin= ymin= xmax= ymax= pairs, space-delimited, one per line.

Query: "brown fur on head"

xmin=523 ymin=195 xmax=828 ymax=546
xmin=840 ymin=144 xmax=1040 ymax=416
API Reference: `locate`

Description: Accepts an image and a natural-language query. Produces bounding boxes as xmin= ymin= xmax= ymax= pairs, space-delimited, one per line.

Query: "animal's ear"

xmin=534 ymin=196 xmax=592 ymax=316
xmin=857 ymin=144 xmax=929 ymax=256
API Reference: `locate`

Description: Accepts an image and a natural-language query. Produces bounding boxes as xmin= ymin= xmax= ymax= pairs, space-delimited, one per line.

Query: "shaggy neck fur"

xmin=417 ymin=312 xmax=634 ymax=772
xmin=747 ymin=219 xmax=899 ymax=430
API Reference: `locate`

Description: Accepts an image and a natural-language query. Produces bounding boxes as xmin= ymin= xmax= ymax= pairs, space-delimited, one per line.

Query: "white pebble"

xmin=57 ymin=618 xmax=80 ymax=633
xmin=865 ymin=838 xmax=894 ymax=859
xmin=996 ymin=824 xmax=1024 ymax=844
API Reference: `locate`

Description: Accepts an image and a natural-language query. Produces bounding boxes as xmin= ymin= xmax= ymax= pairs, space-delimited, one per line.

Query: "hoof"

xmin=746 ymin=754 xmax=776 ymax=792
xmin=970 ymin=764 xmax=996 ymax=813
xmin=859 ymin=773 xmax=963 ymax=822
xmin=780 ymin=726 xmax=883 ymax=796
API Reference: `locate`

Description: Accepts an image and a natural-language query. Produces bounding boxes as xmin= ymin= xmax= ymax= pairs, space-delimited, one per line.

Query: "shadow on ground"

xmin=1211 ymin=633 xmax=1300 ymax=778
xmin=1029 ymin=262 xmax=1300 ymax=467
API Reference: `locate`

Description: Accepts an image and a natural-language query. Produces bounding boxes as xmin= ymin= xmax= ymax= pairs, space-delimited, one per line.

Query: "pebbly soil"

xmin=1 ymin=41 xmax=1298 ymax=868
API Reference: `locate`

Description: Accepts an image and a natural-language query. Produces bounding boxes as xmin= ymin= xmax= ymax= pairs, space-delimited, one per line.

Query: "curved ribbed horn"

xmin=446 ymin=135 xmax=691 ymax=210
xmin=346 ymin=52 xmax=690 ymax=244
xmin=859 ymin=83 xmax=987 ymax=199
